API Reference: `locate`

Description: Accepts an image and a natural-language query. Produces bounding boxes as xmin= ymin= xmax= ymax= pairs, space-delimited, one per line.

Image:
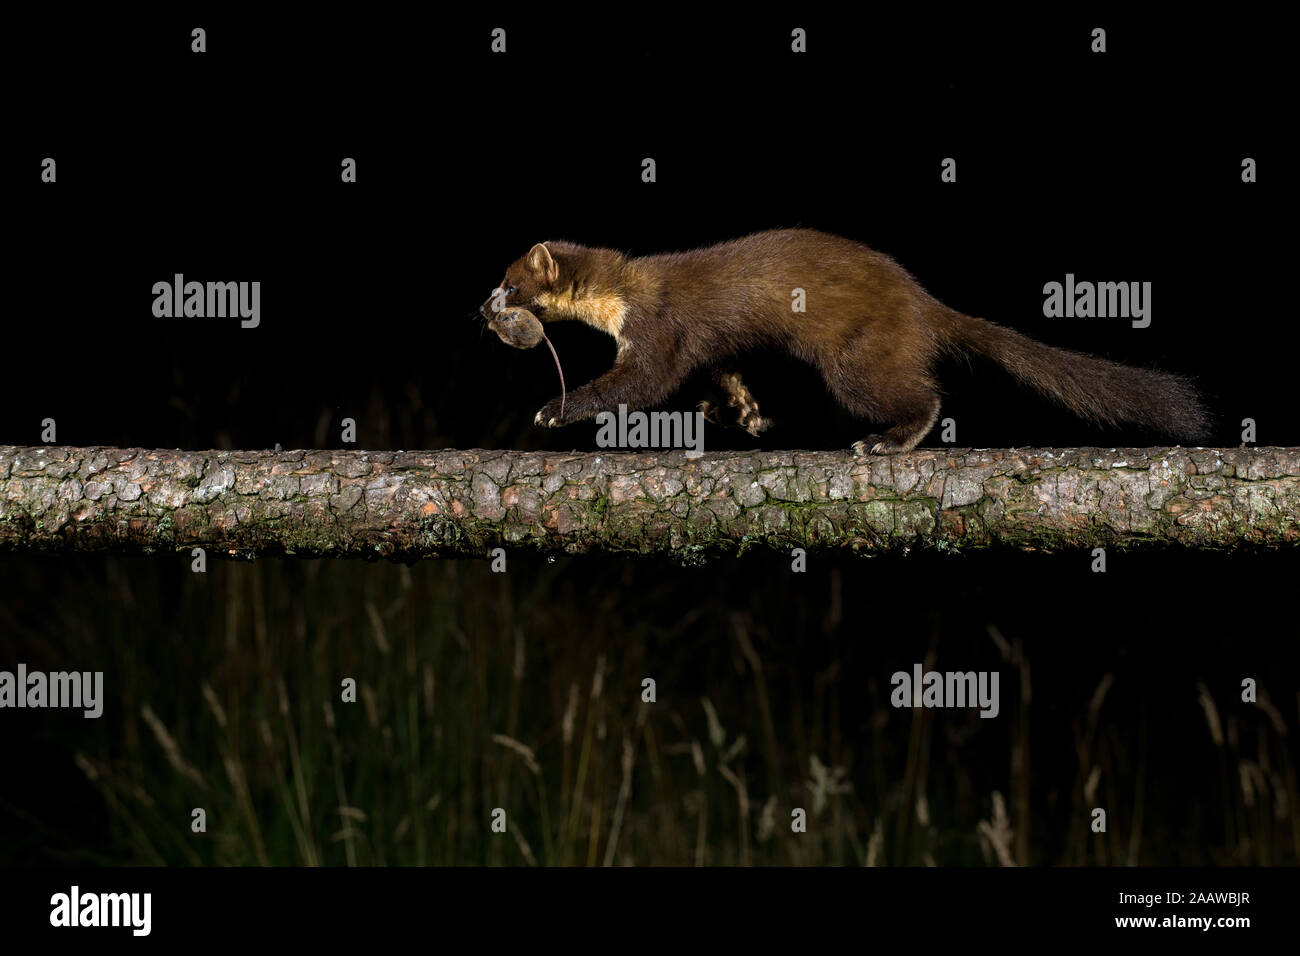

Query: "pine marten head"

xmin=478 ymin=244 xmax=571 ymax=416
xmin=480 ymin=241 xmax=628 ymax=344
xmin=478 ymin=243 xmax=559 ymax=350
xmin=479 ymin=243 xmax=559 ymax=337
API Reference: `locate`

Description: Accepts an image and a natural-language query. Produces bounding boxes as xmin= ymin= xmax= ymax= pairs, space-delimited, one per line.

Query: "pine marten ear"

xmin=525 ymin=243 xmax=559 ymax=285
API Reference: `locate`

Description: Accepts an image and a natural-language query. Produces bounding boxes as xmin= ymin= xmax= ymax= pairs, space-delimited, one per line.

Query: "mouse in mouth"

xmin=483 ymin=304 xmax=567 ymax=422
xmin=487 ymin=306 xmax=546 ymax=350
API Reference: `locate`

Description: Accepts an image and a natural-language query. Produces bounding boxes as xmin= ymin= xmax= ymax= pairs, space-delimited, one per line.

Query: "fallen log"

xmin=1 ymin=445 xmax=1297 ymax=560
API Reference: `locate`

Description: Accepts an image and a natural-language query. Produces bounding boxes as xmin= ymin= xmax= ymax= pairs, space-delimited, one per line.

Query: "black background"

xmin=3 ymin=10 xmax=1288 ymax=452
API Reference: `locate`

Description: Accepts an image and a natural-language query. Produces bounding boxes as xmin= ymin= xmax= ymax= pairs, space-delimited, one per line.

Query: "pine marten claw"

xmin=852 ymin=436 xmax=891 ymax=456
xmin=740 ymin=411 xmax=773 ymax=436
xmin=534 ymin=402 xmax=564 ymax=427
xmin=698 ymin=400 xmax=725 ymax=424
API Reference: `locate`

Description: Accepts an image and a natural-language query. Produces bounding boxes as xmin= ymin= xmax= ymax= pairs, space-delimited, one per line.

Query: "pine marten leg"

xmin=850 ymin=393 xmax=941 ymax=455
xmin=821 ymin=346 xmax=942 ymax=454
xmin=699 ymin=368 xmax=774 ymax=436
xmin=535 ymin=353 xmax=694 ymax=427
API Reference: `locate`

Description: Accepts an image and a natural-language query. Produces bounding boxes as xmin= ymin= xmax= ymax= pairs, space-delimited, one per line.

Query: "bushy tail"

xmin=941 ymin=311 xmax=1212 ymax=443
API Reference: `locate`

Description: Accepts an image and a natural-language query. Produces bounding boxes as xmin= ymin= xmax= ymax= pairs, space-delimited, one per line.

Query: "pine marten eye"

xmin=506 ymin=284 xmax=517 ymax=295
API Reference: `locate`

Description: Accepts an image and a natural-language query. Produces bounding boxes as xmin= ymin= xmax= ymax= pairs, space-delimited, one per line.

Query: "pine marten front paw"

xmin=534 ymin=400 xmax=566 ymax=427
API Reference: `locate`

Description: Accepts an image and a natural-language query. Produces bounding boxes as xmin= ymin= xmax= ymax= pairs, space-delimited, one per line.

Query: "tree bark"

xmin=1 ymin=445 xmax=1297 ymax=560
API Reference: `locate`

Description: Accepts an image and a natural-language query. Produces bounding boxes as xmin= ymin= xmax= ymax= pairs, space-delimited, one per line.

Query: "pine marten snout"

xmin=481 ymin=229 xmax=1211 ymax=453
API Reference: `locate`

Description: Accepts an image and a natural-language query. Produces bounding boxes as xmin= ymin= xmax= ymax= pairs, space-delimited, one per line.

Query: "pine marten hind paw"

xmin=739 ymin=409 xmax=773 ymax=436
xmin=852 ymin=436 xmax=894 ymax=456
xmin=697 ymin=399 xmax=773 ymax=436
xmin=698 ymin=400 xmax=726 ymax=425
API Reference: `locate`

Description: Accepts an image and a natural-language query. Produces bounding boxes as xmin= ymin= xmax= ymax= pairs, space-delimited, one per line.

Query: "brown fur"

xmin=481 ymin=229 xmax=1210 ymax=451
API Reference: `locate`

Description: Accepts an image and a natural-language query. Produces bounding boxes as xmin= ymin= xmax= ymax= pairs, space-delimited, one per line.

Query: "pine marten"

xmin=479 ymin=228 xmax=1210 ymax=453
